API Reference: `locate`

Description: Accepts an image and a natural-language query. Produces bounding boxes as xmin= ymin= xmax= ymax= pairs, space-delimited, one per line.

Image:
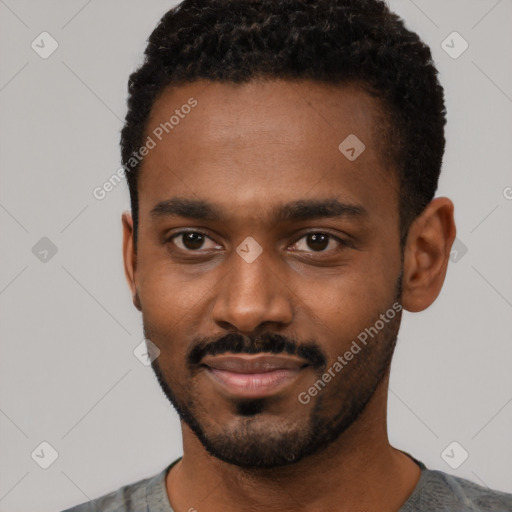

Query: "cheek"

xmin=139 ymin=269 xmax=203 ymax=326
xmin=136 ymin=255 xmax=220 ymax=351
xmin=294 ymin=259 xmax=400 ymax=350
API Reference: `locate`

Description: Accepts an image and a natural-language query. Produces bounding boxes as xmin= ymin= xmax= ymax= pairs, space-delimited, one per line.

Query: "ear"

xmin=122 ymin=211 xmax=142 ymax=311
xmin=401 ymin=197 xmax=456 ymax=312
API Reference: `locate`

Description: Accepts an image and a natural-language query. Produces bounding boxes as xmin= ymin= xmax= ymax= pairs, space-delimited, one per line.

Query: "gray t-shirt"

xmin=60 ymin=452 xmax=512 ymax=512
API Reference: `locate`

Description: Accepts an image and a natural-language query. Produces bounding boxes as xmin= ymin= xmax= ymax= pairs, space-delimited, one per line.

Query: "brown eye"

xmin=181 ymin=232 xmax=205 ymax=250
xmin=291 ymin=232 xmax=347 ymax=253
xmin=170 ymin=231 xmax=219 ymax=251
xmin=305 ymin=233 xmax=329 ymax=251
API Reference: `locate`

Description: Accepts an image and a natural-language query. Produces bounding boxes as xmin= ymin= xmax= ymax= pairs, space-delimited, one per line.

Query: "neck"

xmin=166 ymin=373 xmax=421 ymax=512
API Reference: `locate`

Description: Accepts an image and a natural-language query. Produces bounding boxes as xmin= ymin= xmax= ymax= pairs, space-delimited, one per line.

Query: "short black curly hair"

xmin=121 ymin=0 xmax=446 ymax=250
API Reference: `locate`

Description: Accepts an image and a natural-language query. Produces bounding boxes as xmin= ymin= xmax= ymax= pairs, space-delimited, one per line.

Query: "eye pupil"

xmin=183 ymin=232 xmax=204 ymax=250
xmin=307 ymin=233 xmax=329 ymax=251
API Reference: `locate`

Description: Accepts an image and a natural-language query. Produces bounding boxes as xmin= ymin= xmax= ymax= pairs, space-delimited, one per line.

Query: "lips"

xmin=201 ymin=354 xmax=310 ymax=398
xmin=201 ymin=354 xmax=310 ymax=373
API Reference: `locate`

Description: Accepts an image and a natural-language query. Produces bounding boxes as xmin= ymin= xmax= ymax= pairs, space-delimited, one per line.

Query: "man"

xmin=62 ymin=0 xmax=512 ymax=511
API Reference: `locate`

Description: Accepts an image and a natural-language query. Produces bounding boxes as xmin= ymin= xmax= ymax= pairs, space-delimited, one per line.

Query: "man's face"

xmin=128 ymin=79 xmax=404 ymax=468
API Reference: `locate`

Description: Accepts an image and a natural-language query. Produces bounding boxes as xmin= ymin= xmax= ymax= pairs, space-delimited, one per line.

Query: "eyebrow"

xmin=150 ymin=197 xmax=367 ymax=223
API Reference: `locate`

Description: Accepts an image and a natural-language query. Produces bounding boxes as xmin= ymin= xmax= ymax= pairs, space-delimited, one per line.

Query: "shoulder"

xmin=59 ymin=466 xmax=169 ymax=512
xmin=404 ymin=466 xmax=512 ymax=512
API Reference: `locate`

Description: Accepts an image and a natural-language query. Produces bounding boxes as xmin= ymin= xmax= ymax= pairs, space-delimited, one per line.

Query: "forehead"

xmin=137 ymin=79 xmax=398 ymax=226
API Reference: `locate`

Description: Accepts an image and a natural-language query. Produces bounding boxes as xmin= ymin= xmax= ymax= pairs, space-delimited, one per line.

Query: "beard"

xmin=144 ymin=274 xmax=403 ymax=469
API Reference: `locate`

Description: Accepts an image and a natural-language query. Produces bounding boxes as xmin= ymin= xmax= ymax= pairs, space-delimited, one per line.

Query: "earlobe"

xmin=401 ymin=197 xmax=456 ymax=312
xmin=122 ymin=211 xmax=141 ymax=311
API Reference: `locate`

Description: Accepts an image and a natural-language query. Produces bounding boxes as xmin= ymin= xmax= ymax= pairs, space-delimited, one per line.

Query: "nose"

xmin=211 ymin=247 xmax=293 ymax=334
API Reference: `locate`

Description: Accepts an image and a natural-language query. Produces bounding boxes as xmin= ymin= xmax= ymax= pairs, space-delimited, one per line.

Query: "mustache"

xmin=187 ymin=332 xmax=327 ymax=370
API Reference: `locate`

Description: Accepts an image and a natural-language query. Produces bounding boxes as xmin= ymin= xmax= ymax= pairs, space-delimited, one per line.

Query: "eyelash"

xmin=166 ymin=230 xmax=351 ymax=255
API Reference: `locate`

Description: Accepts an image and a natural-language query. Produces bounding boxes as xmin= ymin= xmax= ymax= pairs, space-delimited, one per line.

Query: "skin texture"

xmin=122 ymin=79 xmax=456 ymax=512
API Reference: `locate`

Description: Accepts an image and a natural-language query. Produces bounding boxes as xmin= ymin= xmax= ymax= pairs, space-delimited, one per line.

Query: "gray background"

xmin=0 ymin=1 xmax=511 ymax=510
